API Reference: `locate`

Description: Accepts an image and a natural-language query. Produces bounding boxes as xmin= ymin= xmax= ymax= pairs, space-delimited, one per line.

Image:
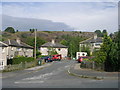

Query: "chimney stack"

xmin=94 ymin=34 xmax=97 ymax=40
xmin=51 ymin=39 xmax=55 ymax=44
xmin=16 ymin=38 xmax=21 ymax=44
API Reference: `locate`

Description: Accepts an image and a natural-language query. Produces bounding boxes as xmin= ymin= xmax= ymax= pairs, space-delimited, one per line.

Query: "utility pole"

xmin=34 ymin=29 xmax=37 ymax=59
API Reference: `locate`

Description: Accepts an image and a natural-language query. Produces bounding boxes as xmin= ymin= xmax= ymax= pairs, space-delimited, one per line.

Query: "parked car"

xmin=77 ymin=57 xmax=83 ymax=63
xmin=41 ymin=56 xmax=52 ymax=62
xmin=52 ymin=54 xmax=62 ymax=61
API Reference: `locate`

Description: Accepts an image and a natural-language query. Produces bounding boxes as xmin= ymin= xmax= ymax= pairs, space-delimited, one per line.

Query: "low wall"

xmin=81 ymin=61 xmax=105 ymax=71
xmin=3 ymin=61 xmax=37 ymax=72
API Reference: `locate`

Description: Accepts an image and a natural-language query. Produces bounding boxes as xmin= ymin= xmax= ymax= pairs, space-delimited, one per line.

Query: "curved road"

xmin=2 ymin=60 xmax=118 ymax=88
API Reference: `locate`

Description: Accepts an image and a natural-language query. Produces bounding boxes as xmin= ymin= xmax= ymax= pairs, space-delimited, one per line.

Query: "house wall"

xmin=7 ymin=46 xmax=33 ymax=59
xmin=25 ymin=48 xmax=33 ymax=57
xmin=40 ymin=47 xmax=68 ymax=58
xmin=40 ymin=47 xmax=49 ymax=55
xmin=0 ymin=46 xmax=8 ymax=70
xmin=55 ymin=48 xmax=68 ymax=58
xmin=80 ymin=42 xmax=102 ymax=52
xmin=76 ymin=52 xmax=87 ymax=59
xmin=7 ymin=46 xmax=17 ymax=59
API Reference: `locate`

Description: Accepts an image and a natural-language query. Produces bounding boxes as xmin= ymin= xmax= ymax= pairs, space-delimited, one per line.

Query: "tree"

xmin=93 ymin=51 xmax=107 ymax=64
xmin=25 ymin=37 xmax=46 ymax=48
xmin=102 ymin=29 xmax=107 ymax=36
xmin=94 ymin=30 xmax=102 ymax=37
xmin=81 ymin=45 xmax=90 ymax=56
xmin=16 ymin=30 xmax=19 ymax=32
xmin=29 ymin=29 xmax=35 ymax=33
xmin=60 ymin=39 xmax=68 ymax=46
xmin=4 ymin=27 xmax=15 ymax=33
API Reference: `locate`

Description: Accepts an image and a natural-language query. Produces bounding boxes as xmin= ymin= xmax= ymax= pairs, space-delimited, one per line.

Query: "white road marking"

xmin=15 ymin=81 xmax=44 ymax=84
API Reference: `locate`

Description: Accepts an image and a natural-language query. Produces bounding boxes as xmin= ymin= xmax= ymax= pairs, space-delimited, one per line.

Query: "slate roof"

xmin=80 ymin=37 xmax=103 ymax=44
xmin=0 ymin=41 xmax=8 ymax=47
xmin=41 ymin=42 xmax=68 ymax=48
xmin=3 ymin=39 xmax=33 ymax=49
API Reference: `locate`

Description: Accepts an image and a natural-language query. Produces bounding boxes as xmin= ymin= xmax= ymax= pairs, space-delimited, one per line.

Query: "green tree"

xmin=102 ymin=29 xmax=107 ymax=36
xmin=81 ymin=45 xmax=90 ymax=56
xmin=60 ymin=39 xmax=68 ymax=46
xmin=4 ymin=27 xmax=15 ymax=33
xmin=94 ymin=30 xmax=102 ymax=37
xmin=16 ymin=30 xmax=19 ymax=32
xmin=93 ymin=51 xmax=107 ymax=64
xmin=25 ymin=37 xmax=46 ymax=48
xmin=29 ymin=29 xmax=35 ymax=33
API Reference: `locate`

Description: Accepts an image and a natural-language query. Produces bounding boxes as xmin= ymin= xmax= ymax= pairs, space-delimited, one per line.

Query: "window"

xmin=17 ymin=48 xmax=21 ymax=51
xmin=2 ymin=47 xmax=5 ymax=52
xmin=95 ymin=43 xmax=101 ymax=46
xmin=58 ymin=48 xmax=61 ymax=51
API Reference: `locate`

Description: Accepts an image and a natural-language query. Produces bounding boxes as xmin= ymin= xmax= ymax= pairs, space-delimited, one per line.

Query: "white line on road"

xmin=15 ymin=81 xmax=44 ymax=84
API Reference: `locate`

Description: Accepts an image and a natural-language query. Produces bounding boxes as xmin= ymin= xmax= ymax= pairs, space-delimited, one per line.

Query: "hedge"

xmin=12 ymin=56 xmax=35 ymax=64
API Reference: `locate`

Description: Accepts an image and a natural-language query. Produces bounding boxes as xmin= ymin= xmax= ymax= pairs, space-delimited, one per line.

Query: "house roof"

xmin=3 ymin=39 xmax=33 ymax=49
xmin=80 ymin=37 xmax=103 ymax=44
xmin=41 ymin=42 xmax=68 ymax=48
xmin=0 ymin=41 xmax=8 ymax=47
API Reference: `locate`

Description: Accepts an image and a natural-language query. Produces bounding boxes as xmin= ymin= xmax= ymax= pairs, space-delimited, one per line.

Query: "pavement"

xmin=68 ymin=63 xmax=119 ymax=80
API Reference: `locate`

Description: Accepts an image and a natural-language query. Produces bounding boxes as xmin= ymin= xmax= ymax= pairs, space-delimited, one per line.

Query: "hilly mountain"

xmin=2 ymin=15 xmax=74 ymax=31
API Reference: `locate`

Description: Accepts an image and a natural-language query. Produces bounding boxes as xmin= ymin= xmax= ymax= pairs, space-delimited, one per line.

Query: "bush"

xmin=12 ymin=56 xmax=35 ymax=64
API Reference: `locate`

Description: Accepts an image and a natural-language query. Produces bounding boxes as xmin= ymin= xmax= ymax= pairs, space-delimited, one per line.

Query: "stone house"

xmin=3 ymin=38 xmax=34 ymax=60
xmin=40 ymin=39 xmax=68 ymax=58
xmin=79 ymin=34 xmax=103 ymax=55
xmin=0 ymin=41 xmax=8 ymax=70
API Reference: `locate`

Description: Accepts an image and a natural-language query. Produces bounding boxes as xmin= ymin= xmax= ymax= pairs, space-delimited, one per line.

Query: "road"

xmin=2 ymin=60 xmax=118 ymax=88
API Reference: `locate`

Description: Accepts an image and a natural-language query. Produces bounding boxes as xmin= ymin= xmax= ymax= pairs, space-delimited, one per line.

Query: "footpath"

xmin=68 ymin=63 xmax=119 ymax=80
xmin=0 ymin=63 xmax=52 ymax=79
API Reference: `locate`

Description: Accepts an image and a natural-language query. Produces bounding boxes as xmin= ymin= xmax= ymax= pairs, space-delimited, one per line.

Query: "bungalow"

xmin=40 ymin=39 xmax=68 ymax=58
xmin=3 ymin=38 xmax=34 ymax=60
xmin=79 ymin=34 xmax=103 ymax=55
xmin=0 ymin=41 xmax=8 ymax=70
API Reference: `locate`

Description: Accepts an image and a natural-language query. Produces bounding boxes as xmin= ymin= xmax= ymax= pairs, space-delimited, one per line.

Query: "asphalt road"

xmin=2 ymin=60 xmax=118 ymax=88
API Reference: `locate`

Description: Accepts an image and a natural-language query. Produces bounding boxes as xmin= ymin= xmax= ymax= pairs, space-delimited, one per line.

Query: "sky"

xmin=1 ymin=0 xmax=119 ymax=33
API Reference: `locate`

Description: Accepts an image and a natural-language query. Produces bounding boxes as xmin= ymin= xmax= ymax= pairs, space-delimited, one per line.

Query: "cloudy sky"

xmin=1 ymin=0 xmax=119 ymax=33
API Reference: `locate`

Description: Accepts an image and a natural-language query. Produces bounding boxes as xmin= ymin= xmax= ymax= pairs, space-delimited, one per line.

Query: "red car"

xmin=77 ymin=57 xmax=83 ymax=63
xmin=52 ymin=54 xmax=62 ymax=61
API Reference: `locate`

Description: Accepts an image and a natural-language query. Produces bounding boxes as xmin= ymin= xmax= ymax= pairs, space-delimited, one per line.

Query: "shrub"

xmin=12 ymin=56 xmax=35 ymax=64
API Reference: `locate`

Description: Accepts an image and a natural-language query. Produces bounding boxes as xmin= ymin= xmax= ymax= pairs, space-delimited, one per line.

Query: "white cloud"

xmin=2 ymin=2 xmax=118 ymax=33
xmin=1 ymin=0 xmax=120 ymax=2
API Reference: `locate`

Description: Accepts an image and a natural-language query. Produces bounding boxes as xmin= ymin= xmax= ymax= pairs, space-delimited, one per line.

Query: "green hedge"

xmin=12 ymin=56 xmax=35 ymax=64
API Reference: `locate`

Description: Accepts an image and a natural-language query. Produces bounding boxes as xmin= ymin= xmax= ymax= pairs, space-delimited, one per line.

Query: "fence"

xmin=3 ymin=61 xmax=37 ymax=72
xmin=81 ymin=61 xmax=105 ymax=71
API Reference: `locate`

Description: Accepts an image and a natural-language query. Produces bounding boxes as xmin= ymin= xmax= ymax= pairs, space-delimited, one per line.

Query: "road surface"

xmin=2 ymin=60 xmax=118 ymax=88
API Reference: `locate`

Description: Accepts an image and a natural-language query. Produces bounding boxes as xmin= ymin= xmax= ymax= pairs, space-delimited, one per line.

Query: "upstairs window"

xmin=58 ymin=48 xmax=61 ymax=51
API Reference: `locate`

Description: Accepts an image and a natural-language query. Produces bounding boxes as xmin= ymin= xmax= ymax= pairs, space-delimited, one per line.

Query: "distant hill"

xmin=2 ymin=31 xmax=95 ymax=43
xmin=2 ymin=15 xmax=74 ymax=31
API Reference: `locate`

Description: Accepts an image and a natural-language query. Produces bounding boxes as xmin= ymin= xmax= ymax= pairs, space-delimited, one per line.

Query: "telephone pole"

xmin=34 ymin=29 xmax=37 ymax=59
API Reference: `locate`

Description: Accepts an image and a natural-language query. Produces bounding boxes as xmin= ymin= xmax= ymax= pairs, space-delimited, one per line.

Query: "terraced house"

xmin=3 ymin=38 xmax=34 ymax=65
